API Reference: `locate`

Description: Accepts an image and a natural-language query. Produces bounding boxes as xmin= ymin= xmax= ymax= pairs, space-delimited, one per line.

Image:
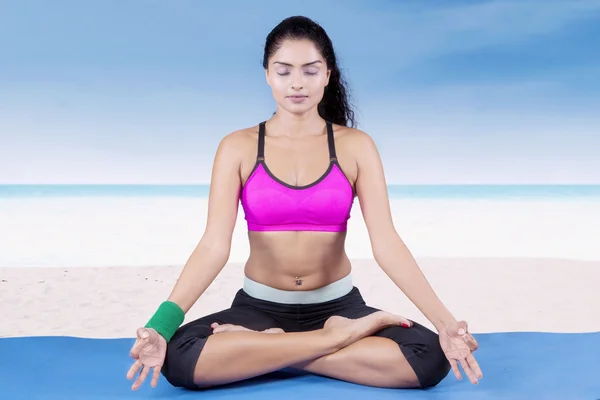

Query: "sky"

xmin=1 ymin=0 xmax=599 ymax=184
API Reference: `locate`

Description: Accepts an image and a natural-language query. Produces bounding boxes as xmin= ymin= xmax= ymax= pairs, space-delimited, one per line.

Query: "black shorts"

xmin=161 ymin=286 xmax=451 ymax=390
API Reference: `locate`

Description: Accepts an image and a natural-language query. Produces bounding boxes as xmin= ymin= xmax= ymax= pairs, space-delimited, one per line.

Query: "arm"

xmin=165 ymin=132 xmax=244 ymax=313
xmin=354 ymin=132 xmax=456 ymax=332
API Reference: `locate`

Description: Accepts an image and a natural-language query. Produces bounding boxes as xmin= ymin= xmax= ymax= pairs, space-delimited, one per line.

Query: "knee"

xmin=413 ymin=332 xmax=451 ymax=389
xmin=161 ymin=325 xmax=212 ymax=389
xmin=384 ymin=323 xmax=450 ymax=389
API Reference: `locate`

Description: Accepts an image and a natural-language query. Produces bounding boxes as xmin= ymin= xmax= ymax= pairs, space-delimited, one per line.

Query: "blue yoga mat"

xmin=1 ymin=332 xmax=599 ymax=399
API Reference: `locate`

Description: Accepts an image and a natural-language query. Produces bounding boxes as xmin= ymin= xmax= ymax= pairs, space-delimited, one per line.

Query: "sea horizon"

xmin=2 ymin=183 xmax=600 ymax=200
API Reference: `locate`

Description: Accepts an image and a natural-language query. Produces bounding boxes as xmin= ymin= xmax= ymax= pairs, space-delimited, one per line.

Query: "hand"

xmin=126 ymin=327 xmax=167 ymax=390
xmin=439 ymin=320 xmax=482 ymax=385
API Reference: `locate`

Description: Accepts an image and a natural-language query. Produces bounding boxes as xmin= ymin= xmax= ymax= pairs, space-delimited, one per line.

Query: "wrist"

xmin=432 ymin=311 xmax=457 ymax=333
xmin=145 ymin=301 xmax=185 ymax=342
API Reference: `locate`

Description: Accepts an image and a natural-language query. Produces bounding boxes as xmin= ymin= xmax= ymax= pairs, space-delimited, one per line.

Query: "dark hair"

xmin=262 ymin=16 xmax=357 ymax=128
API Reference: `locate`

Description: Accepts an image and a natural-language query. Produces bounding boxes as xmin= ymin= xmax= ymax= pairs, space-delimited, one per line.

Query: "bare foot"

xmin=211 ymin=322 xmax=284 ymax=334
xmin=323 ymin=311 xmax=412 ymax=348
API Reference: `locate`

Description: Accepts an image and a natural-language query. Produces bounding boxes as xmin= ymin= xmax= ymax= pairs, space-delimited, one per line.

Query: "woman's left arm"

xmin=353 ymin=132 xmax=456 ymax=333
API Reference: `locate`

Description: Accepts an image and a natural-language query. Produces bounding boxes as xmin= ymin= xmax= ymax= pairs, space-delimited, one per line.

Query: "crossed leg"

xmin=300 ymin=302 xmax=451 ymax=389
xmin=162 ymin=291 xmax=450 ymax=390
xmin=212 ymin=323 xmax=420 ymax=388
xmin=162 ymin=305 xmax=410 ymax=388
xmin=211 ymin=304 xmax=450 ymax=389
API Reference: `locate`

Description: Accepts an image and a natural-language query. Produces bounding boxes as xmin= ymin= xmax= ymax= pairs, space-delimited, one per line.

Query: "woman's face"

xmin=265 ymin=39 xmax=331 ymax=116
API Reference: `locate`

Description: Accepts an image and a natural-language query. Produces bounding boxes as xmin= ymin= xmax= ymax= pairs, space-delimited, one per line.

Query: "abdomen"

xmin=244 ymin=231 xmax=351 ymax=290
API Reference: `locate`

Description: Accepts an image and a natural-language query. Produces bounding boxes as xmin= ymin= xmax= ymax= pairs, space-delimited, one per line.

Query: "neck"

xmin=268 ymin=110 xmax=325 ymax=137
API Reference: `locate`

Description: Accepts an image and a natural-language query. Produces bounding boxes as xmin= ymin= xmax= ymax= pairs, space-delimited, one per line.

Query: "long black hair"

xmin=262 ymin=16 xmax=357 ymax=128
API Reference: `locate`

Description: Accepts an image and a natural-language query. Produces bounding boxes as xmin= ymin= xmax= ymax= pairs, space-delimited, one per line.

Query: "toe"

xmin=263 ymin=328 xmax=285 ymax=333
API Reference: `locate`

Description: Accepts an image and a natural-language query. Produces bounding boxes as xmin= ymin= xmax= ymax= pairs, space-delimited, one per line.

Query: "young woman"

xmin=127 ymin=15 xmax=482 ymax=392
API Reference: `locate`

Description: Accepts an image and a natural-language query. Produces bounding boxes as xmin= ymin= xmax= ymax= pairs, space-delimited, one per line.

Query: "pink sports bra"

xmin=240 ymin=121 xmax=355 ymax=232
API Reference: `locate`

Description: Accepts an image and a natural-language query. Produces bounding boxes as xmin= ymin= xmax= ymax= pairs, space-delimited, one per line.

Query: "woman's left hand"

xmin=439 ymin=320 xmax=483 ymax=385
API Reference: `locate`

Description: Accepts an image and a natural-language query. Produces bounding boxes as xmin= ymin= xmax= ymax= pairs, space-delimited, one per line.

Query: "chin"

xmin=279 ymin=102 xmax=317 ymax=114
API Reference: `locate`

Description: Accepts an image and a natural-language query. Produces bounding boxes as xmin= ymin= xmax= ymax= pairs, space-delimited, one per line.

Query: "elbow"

xmin=195 ymin=235 xmax=232 ymax=265
xmin=372 ymin=245 xmax=392 ymax=266
xmin=371 ymin=231 xmax=406 ymax=265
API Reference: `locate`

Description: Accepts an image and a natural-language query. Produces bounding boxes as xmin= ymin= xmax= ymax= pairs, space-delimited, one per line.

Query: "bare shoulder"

xmin=217 ymin=125 xmax=258 ymax=156
xmin=332 ymin=124 xmax=378 ymax=160
xmin=214 ymin=124 xmax=261 ymax=183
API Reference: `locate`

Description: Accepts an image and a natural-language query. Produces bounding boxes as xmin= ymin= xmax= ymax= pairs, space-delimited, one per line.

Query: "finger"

xmin=151 ymin=365 xmax=162 ymax=388
xmin=132 ymin=364 xmax=151 ymax=391
xmin=454 ymin=320 xmax=469 ymax=336
xmin=449 ymin=359 xmax=462 ymax=380
xmin=464 ymin=333 xmax=479 ymax=352
xmin=130 ymin=328 xmax=150 ymax=358
xmin=466 ymin=353 xmax=483 ymax=379
xmin=445 ymin=320 xmax=467 ymax=337
xmin=458 ymin=320 xmax=469 ymax=336
xmin=137 ymin=327 xmax=151 ymax=340
xmin=126 ymin=359 xmax=143 ymax=380
xmin=459 ymin=358 xmax=479 ymax=385
xmin=129 ymin=338 xmax=147 ymax=359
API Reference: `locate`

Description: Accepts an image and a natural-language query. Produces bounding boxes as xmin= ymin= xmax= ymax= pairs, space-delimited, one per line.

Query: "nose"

xmin=290 ymin=70 xmax=304 ymax=90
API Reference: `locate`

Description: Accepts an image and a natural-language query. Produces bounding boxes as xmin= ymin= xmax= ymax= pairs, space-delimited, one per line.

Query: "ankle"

xmin=319 ymin=326 xmax=350 ymax=352
xmin=372 ymin=312 xmax=386 ymax=329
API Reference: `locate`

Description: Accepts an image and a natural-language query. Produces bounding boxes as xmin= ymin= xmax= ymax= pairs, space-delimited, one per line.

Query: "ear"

xmin=325 ymin=69 xmax=331 ymax=86
xmin=265 ymin=68 xmax=272 ymax=87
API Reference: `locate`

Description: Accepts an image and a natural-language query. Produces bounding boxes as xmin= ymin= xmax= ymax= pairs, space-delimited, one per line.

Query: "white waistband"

xmin=243 ymin=274 xmax=353 ymax=304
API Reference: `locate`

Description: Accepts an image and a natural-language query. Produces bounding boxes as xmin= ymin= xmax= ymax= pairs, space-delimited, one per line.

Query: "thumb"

xmin=457 ymin=320 xmax=469 ymax=336
xmin=137 ymin=327 xmax=150 ymax=339
xmin=446 ymin=320 xmax=469 ymax=337
xmin=130 ymin=328 xmax=150 ymax=359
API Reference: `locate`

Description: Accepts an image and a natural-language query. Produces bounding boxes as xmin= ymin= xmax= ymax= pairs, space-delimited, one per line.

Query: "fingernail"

xmin=401 ymin=323 xmax=410 ymax=328
xmin=458 ymin=328 xmax=465 ymax=335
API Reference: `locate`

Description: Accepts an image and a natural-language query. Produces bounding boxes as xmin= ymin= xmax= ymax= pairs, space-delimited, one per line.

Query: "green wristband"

xmin=145 ymin=301 xmax=185 ymax=342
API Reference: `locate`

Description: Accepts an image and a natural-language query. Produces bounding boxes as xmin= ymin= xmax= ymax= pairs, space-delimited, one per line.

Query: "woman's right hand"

xmin=126 ymin=327 xmax=167 ymax=390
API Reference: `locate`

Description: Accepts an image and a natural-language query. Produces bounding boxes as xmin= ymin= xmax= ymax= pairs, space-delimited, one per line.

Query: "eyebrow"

xmin=273 ymin=60 xmax=322 ymax=67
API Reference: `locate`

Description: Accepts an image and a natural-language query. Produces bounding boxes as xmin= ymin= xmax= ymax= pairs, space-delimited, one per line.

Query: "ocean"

xmin=2 ymin=184 xmax=600 ymax=200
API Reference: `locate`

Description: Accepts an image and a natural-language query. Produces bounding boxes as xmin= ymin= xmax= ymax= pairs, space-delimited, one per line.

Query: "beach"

xmin=2 ymin=191 xmax=600 ymax=339
xmin=1 ymin=257 xmax=600 ymax=339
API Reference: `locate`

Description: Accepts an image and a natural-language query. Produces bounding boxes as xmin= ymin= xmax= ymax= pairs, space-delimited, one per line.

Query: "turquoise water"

xmin=1 ymin=184 xmax=600 ymax=199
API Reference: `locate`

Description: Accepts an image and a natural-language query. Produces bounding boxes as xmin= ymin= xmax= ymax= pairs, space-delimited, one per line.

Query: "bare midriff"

xmin=244 ymin=231 xmax=352 ymax=291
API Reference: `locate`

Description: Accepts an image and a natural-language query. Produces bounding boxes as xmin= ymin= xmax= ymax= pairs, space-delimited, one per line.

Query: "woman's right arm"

xmin=128 ymin=133 xmax=245 ymax=389
xmin=164 ymin=132 xmax=244 ymax=313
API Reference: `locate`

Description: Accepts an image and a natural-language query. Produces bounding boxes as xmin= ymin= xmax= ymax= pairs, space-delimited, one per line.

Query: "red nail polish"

xmin=402 ymin=323 xmax=410 ymax=328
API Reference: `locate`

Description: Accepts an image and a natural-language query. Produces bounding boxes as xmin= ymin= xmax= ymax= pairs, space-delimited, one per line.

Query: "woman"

xmin=126 ymin=15 xmax=482 ymax=391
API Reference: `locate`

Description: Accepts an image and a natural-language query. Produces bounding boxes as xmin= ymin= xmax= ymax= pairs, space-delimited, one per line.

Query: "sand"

xmin=2 ymin=257 xmax=599 ymax=338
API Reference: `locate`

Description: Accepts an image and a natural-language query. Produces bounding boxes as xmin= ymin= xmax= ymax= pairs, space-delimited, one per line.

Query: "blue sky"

xmin=1 ymin=0 xmax=599 ymax=184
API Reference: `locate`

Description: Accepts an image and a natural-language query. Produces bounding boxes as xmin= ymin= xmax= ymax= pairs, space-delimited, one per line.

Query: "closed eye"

xmin=277 ymin=71 xmax=318 ymax=76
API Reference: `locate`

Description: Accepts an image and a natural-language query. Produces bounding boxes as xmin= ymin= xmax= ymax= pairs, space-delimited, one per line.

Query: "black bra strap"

xmin=257 ymin=121 xmax=266 ymax=161
xmin=326 ymin=121 xmax=337 ymax=161
xmin=259 ymin=120 xmax=335 ymax=162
